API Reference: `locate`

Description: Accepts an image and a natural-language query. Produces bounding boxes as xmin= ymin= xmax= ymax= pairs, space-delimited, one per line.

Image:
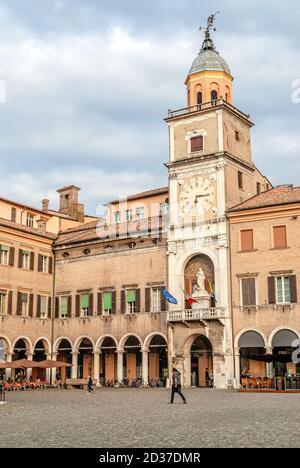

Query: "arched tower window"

xmin=197 ymin=92 xmax=202 ymax=108
xmin=211 ymin=90 xmax=218 ymax=105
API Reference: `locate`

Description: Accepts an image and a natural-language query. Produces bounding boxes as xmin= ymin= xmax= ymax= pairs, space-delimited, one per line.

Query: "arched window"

xmin=197 ymin=92 xmax=202 ymax=108
xmin=211 ymin=90 xmax=218 ymax=105
xmin=225 ymin=93 xmax=229 ymax=102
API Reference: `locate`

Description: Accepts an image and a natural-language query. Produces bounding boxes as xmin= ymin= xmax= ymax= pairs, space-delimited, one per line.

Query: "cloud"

xmin=0 ymin=0 xmax=299 ymax=212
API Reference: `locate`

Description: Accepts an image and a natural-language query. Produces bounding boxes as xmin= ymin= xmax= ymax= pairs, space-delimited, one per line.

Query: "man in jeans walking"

xmin=170 ymin=368 xmax=187 ymax=404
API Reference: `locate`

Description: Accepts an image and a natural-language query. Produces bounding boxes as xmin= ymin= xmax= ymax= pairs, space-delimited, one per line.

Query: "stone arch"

xmin=53 ymin=336 xmax=74 ymax=353
xmin=235 ymin=328 xmax=267 ymax=349
xmin=73 ymin=336 xmax=95 ymax=352
xmin=0 ymin=336 xmax=12 ymax=355
xmin=12 ymin=336 xmax=33 ymax=355
xmin=95 ymin=334 xmax=118 ymax=351
xmin=143 ymin=332 xmax=168 ymax=351
xmin=33 ymin=337 xmax=51 ymax=354
xmin=269 ymin=327 xmax=300 ymax=348
xmin=118 ymin=333 xmax=143 ymax=352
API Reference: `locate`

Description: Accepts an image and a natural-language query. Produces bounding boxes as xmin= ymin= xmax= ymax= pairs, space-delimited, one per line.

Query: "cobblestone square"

xmin=1 ymin=388 xmax=299 ymax=448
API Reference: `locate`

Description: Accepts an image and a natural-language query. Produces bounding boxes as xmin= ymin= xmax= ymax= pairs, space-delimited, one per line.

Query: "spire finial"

xmin=199 ymin=11 xmax=220 ymax=52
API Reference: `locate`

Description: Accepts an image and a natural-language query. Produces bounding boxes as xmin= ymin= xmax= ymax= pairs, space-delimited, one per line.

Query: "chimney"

xmin=37 ymin=218 xmax=47 ymax=233
xmin=42 ymin=199 xmax=49 ymax=211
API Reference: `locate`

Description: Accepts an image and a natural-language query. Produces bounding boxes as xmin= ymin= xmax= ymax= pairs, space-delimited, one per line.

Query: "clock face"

xmin=179 ymin=177 xmax=215 ymax=216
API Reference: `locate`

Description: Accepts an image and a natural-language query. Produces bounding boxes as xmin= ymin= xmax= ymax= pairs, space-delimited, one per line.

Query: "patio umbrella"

xmin=9 ymin=359 xmax=41 ymax=369
xmin=0 ymin=361 xmax=20 ymax=369
xmin=34 ymin=359 xmax=72 ymax=368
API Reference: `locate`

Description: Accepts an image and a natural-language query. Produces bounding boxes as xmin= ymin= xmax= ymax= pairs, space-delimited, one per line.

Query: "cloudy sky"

xmin=0 ymin=0 xmax=299 ymax=214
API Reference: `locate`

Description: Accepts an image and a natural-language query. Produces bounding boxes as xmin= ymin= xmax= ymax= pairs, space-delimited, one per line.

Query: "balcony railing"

xmin=167 ymin=307 xmax=227 ymax=322
xmin=166 ymin=99 xmax=250 ymax=121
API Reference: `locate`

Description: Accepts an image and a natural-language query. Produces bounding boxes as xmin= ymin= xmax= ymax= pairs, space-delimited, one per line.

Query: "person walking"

xmin=87 ymin=374 xmax=94 ymax=394
xmin=170 ymin=368 xmax=186 ymax=404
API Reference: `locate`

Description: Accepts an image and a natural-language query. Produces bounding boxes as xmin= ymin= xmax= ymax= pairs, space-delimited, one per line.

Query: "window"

xmin=160 ymin=203 xmax=169 ymax=216
xmin=40 ymin=296 xmax=47 ymax=319
xmin=26 ymin=213 xmax=34 ymax=227
xmin=125 ymin=210 xmax=133 ymax=222
xmin=136 ymin=207 xmax=145 ymax=219
xmin=0 ymin=245 xmax=9 ymax=265
xmin=60 ymin=296 xmax=68 ymax=318
xmin=235 ymin=131 xmax=240 ymax=141
xmin=22 ymin=250 xmax=30 ymax=269
xmin=41 ymin=255 xmax=48 ymax=273
xmin=11 ymin=207 xmax=16 ymax=222
xmin=65 ymin=194 xmax=69 ymax=207
xmin=20 ymin=293 xmax=28 ymax=316
xmin=240 ymin=229 xmax=254 ymax=252
xmin=266 ymin=183 xmax=270 ymax=191
xmin=276 ymin=276 xmax=291 ymax=304
xmin=211 ymin=90 xmax=218 ymax=105
xmin=273 ymin=226 xmax=287 ymax=249
xmin=238 ymin=171 xmax=243 ymax=189
xmin=256 ymin=182 xmax=261 ymax=195
xmin=151 ymin=288 xmax=161 ymax=312
xmin=0 ymin=291 xmax=7 ymax=315
xmin=225 ymin=93 xmax=229 ymax=102
xmin=197 ymin=92 xmax=202 ymax=107
xmin=103 ymin=291 xmax=112 ymax=315
xmin=241 ymin=278 xmax=256 ymax=306
xmin=126 ymin=289 xmax=136 ymax=314
xmin=80 ymin=293 xmax=89 ymax=317
xmin=190 ymin=136 xmax=203 ymax=153
xmin=114 ymin=211 xmax=120 ymax=224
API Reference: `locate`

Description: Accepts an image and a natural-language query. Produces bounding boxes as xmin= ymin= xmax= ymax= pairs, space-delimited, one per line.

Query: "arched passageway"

xmin=148 ymin=335 xmax=168 ymax=386
xmin=190 ymin=335 xmax=213 ymax=387
xmin=99 ymin=337 xmax=117 ymax=386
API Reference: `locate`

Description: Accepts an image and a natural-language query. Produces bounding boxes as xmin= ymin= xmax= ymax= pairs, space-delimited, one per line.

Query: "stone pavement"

xmin=1 ymin=388 xmax=299 ymax=448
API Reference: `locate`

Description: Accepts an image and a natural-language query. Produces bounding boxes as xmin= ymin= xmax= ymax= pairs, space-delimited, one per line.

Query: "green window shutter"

xmin=127 ymin=289 xmax=136 ymax=303
xmin=60 ymin=296 xmax=68 ymax=315
xmin=22 ymin=250 xmax=30 ymax=255
xmin=1 ymin=245 xmax=9 ymax=252
xmin=103 ymin=292 xmax=112 ymax=310
xmin=80 ymin=293 xmax=89 ymax=308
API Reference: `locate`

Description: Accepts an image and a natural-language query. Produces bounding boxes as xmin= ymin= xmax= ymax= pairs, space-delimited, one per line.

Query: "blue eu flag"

xmin=161 ymin=287 xmax=178 ymax=304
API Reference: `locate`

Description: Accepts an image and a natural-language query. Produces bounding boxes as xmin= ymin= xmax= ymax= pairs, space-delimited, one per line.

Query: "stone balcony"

xmin=167 ymin=307 xmax=227 ymax=325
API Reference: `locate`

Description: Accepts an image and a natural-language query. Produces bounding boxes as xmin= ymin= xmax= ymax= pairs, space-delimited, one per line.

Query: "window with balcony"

xmin=0 ymin=245 xmax=9 ymax=265
xmin=159 ymin=203 xmax=169 ymax=216
xmin=26 ymin=213 xmax=34 ymax=227
xmin=0 ymin=291 xmax=7 ymax=315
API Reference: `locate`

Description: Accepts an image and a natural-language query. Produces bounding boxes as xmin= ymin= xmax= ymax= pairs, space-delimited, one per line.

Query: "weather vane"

xmin=199 ymin=11 xmax=220 ymax=33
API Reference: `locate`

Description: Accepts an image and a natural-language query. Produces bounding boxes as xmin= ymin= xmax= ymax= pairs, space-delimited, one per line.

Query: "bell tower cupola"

xmin=186 ymin=12 xmax=234 ymax=107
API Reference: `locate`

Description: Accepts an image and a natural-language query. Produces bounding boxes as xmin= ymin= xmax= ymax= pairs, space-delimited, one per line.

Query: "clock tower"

xmin=165 ymin=16 xmax=269 ymax=388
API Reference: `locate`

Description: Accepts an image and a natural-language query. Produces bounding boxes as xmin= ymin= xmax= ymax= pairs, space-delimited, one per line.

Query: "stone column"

xmin=142 ymin=350 xmax=149 ymax=386
xmin=234 ymin=348 xmax=241 ymax=388
xmin=71 ymin=352 xmax=78 ymax=379
xmin=266 ymin=346 xmax=273 ymax=379
xmin=26 ymin=353 xmax=33 ymax=380
xmin=48 ymin=353 xmax=57 ymax=385
xmin=117 ymin=351 xmax=124 ymax=382
xmin=5 ymin=353 xmax=12 ymax=380
xmin=93 ymin=351 xmax=100 ymax=386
